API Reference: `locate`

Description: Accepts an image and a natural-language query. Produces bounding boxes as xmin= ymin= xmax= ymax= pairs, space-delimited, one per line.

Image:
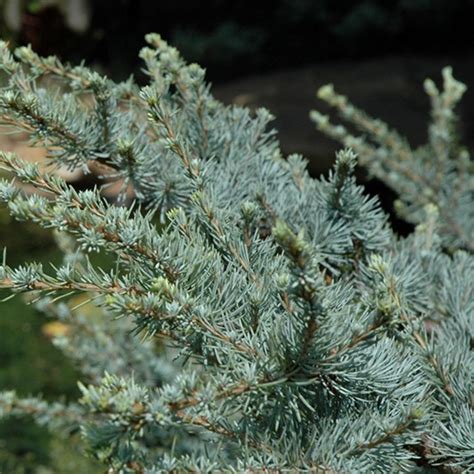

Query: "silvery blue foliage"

xmin=311 ymin=67 xmax=473 ymax=253
xmin=0 ymin=35 xmax=472 ymax=472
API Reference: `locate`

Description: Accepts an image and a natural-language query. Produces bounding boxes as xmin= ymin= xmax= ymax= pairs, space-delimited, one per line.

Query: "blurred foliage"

xmin=171 ymin=21 xmax=265 ymax=69
xmin=0 ymin=206 xmax=101 ymax=473
xmin=1 ymin=0 xmax=474 ymax=81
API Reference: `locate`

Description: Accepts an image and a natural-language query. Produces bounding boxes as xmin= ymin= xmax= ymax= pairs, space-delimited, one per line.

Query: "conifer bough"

xmin=0 ymin=34 xmax=472 ymax=472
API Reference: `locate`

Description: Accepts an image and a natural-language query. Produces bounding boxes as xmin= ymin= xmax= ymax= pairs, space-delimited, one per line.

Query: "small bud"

xmin=104 ymin=294 xmax=116 ymax=306
xmin=150 ymin=276 xmax=176 ymax=299
xmin=317 ymin=84 xmax=335 ymax=101
xmin=241 ymin=201 xmax=257 ymax=219
xmin=369 ymin=254 xmax=388 ymax=275
xmin=423 ymin=78 xmax=438 ymax=97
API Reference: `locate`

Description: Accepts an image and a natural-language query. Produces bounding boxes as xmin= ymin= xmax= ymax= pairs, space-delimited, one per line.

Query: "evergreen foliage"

xmin=0 ymin=35 xmax=472 ymax=472
xmin=311 ymin=67 xmax=473 ymax=253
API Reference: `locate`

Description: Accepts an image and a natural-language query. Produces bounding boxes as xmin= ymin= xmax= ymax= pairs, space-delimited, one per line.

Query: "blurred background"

xmin=1 ymin=1 xmax=474 ymax=471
